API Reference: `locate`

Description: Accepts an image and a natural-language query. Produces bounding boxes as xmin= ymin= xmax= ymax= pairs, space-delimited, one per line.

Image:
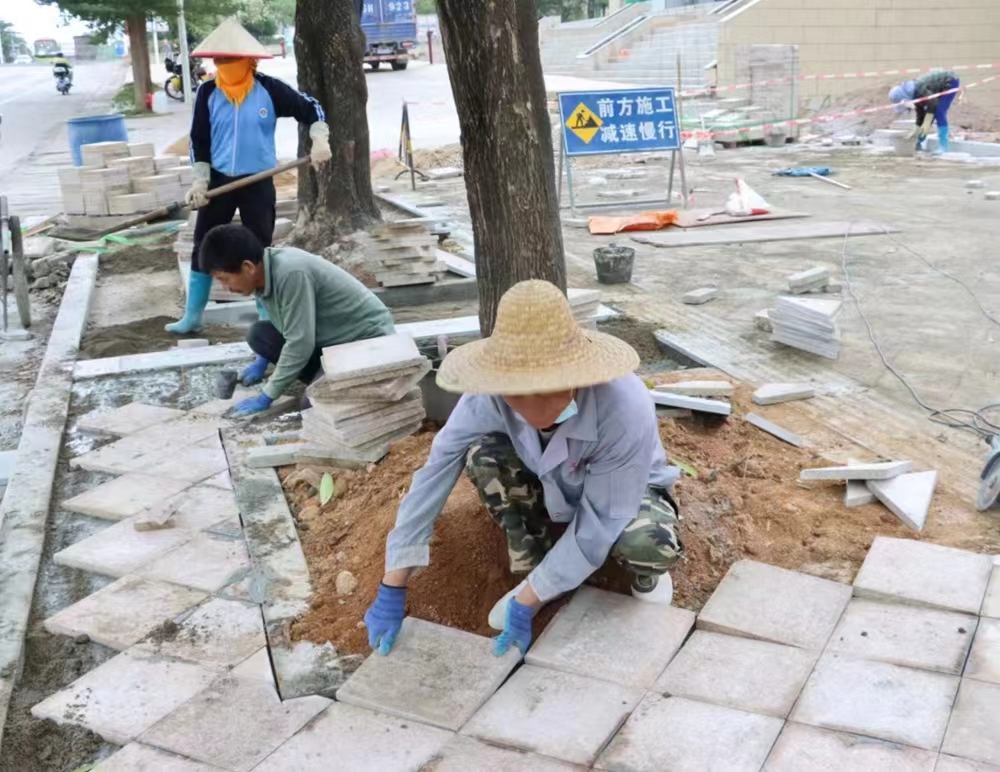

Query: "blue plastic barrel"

xmin=67 ymin=113 xmax=129 ymax=166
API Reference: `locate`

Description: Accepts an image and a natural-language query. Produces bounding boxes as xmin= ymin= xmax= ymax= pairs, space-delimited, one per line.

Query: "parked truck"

xmin=361 ymin=0 xmax=417 ymax=71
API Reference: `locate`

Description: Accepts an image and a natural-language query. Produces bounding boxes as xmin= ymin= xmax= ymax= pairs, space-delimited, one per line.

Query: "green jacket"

xmin=255 ymin=247 xmax=394 ymax=399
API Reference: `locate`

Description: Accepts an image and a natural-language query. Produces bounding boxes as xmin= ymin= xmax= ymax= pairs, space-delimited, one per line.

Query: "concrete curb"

xmin=0 ymin=255 xmax=98 ymax=750
xmin=73 ymin=341 xmax=254 ymax=380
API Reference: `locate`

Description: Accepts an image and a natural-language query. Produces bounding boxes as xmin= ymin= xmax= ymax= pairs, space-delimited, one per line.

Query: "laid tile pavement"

xmin=77 ymin=402 xmax=187 ymax=437
xmin=425 ymin=735 xmax=585 ymax=771
xmin=136 ymin=532 xmax=250 ymax=593
xmin=61 ymin=473 xmax=193 ymax=520
xmin=941 ymin=679 xmax=1000 ymax=766
xmin=966 ymin=617 xmax=1000 ymax=685
xmin=94 ymin=742 xmax=222 ymax=771
xmin=763 ymin=723 xmax=938 ymax=771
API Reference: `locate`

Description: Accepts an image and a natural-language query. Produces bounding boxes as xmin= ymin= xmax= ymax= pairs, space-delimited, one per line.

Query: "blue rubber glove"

xmin=364 ymin=583 xmax=407 ymax=655
xmin=493 ymin=597 xmax=535 ymax=658
xmin=231 ymin=392 xmax=273 ymax=417
xmin=240 ymin=355 xmax=269 ymax=386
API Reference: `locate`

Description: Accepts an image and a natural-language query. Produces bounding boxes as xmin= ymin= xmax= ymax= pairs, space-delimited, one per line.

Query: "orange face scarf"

xmin=214 ymin=58 xmax=257 ymax=106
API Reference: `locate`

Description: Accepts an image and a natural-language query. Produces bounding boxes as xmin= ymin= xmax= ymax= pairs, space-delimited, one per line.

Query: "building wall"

xmin=717 ymin=0 xmax=1000 ymax=112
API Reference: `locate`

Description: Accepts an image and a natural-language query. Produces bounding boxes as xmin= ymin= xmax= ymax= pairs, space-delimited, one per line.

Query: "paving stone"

xmin=231 ymin=647 xmax=274 ymax=686
xmin=696 ymin=559 xmax=852 ymax=649
xmin=657 ymin=380 xmax=733 ymax=397
xmin=800 ymin=460 xmax=914 ymax=481
xmin=422 ymin=735 xmax=583 ymax=771
xmin=77 ymin=402 xmax=186 ymax=436
xmin=966 ymin=617 xmax=1000 ymax=685
xmin=595 ymin=693 xmax=783 ymax=772
xmin=139 ymin=675 xmax=330 ymax=771
xmin=70 ymin=420 xmax=221 ymax=475
xmin=61 ymin=473 xmax=194 ymax=520
xmin=0 ymin=450 xmax=16 ymax=484
xmin=461 ymin=665 xmax=642 ymax=766
xmin=845 ymin=479 xmax=878 ymax=507
xmin=941 ymin=679 xmax=1000 ymax=766
xmin=134 ymin=598 xmax=264 ymax=669
xmin=745 ymin=412 xmax=805 ymax=447
xmin=867 ymin=470 xmax=938 ymax=530
xmin=752 ymin=382 xmax=816 ymax=406
xmin=30 ymin=649 xmax=215 ymax=745
xmin=152 ymin=484 xmax=241 ymax=532
xmin=94 ymin=743 xmax=220 ymax=771
xmin=682 ymin=287 xmax=718 ymax=305
xmin=137 ymin=532 xmax=249 ymax=592
xmin=936 ymin=754 xmax=1000 ymax=771
xmin=203 ymin=470 xmax=233 ymax=490
xmin=755 ymin=308 xmax=773 ymax=332
xmin=984 ymin=568 xmax=1000 ymax=618
xmin=788 ymin=266 xmax=830 ymax=289
xmin=853 ymin=536 xmax=994 ymax=615
xmin=649 ymin=390 xmax=732 ymax=415
xmin=336 ymin=617 xmax=519 ymax=731
xmin=43 ymin=575 xmax=207 ymax=650
xmin=827 ymin=599 xmax=977 ymax=675
xmin=790 ymin=652 xmax=960 ymax=750
xmin=654 ymin=630 xmax=815 ymax=717
xmin=253 ymin=702 xmax=452 ymax=771
xmin=525 ymin=586 xmax=695 ymax=689
xmin=53 ymin=515 xmax=197 ymax=578
xmin=320 ymin=331 xmax=424 ymax=383
xmin=176 ymin=338 xmax=209 ymax=349
xmin=763 ymin=723 xmax=937 ymax=771
xmin=140 ymin=436 xmax=230 ymax=484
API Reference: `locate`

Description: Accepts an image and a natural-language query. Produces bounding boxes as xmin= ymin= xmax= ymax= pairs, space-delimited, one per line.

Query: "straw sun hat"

xmin=193 ymin=18 xmax=273 ymax=60
xmin=437 ymin=280 xmax=639 ymax=395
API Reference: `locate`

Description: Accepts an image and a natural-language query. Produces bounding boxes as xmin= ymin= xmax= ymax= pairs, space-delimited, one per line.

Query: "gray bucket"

xmin=593 ymin=245 xmax=635 ymax=284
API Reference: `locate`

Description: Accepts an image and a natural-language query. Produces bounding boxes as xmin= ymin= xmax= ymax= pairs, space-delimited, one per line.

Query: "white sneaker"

xmin=631 ymin=573 xmax=674 ymax=605
xmin=488 ymin=580 xmax=527 ymax=630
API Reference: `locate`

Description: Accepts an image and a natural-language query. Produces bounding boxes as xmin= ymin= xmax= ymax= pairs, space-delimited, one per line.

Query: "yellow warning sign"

xmin=565 ymin=103 xmax=602 ymax=143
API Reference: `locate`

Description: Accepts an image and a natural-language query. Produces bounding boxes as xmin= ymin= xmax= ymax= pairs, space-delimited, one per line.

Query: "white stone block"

xmin=78 ymin=402 xmax=186 ymax=436
xmin=941 ymin=679 xmax=1000 ymax=766
xmin=845 ymin=480 xmax=877 ymax=508
xmin=320 ymin=332 xmax=425 ymax=383
xmin=176 ymin=338 xmax=209 ymax=349
xmin=656 ymin=380 xmax=733 ymax=397
xmin=752 ymin=382 xmax=815 ymax=406
xmin=935 ymin=755 xmax=1000 ymax=772
xmin=755 ymin=308 xmax=773 ymax=332
xmin=966 ymin=617 xmax=1000 ymax=686
xmin=650 ymin=390 xmax=731 ymax=416
xmin=745 ymin=413 xmax=805 ymax=447
xmin=763 ymin=723 xmax=937 ymax=771
xmin=800 ymin=460 xmax=913 ymax=481
xmin=682 ymin=287 xmax=718 ymax=305
xmin=94 ymin=743 xmax=219 ymax=771
xmin=866 ymin=470 xmax=937 ymax=531
xmin=787 ymin=266 xmax=830 ymax=289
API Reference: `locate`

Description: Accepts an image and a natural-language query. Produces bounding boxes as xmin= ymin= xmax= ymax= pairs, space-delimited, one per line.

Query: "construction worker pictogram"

xmin=566 ymin=103 xmax=602 ymax=143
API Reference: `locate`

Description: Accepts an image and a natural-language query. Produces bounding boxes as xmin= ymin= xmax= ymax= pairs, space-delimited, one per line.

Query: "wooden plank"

xmin=672 ymin=209 xmax=811 ymax=229
xmin=632 ymin=221 xmax=898 ymax=248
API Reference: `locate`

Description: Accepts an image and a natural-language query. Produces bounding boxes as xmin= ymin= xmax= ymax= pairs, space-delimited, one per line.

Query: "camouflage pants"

xmin=465 ymin=433 xmax=684 ymax=579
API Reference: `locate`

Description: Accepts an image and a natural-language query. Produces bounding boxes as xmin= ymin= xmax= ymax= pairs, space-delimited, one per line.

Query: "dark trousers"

xmin=191 ymin=170 xmax=276 ymax=272
xmin=247 ymin=321 xmax=323 ymax=384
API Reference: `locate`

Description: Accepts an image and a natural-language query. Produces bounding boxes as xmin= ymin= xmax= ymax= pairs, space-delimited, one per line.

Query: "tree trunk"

xmin=436 ymin=0 xmax=566 ymax=337
xmin=293 ymin=0 xmax=380 ymax=251
xmin=125 ymin=14 xmax=152 ymax=113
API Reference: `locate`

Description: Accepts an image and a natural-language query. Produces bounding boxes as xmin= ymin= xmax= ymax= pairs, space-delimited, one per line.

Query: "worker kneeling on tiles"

xmin=199 ymin=224 xmax=395 ymax=417
xmin=166 ymin=17 xmax=332 ymax=335
xmin=889 ymin=70 xmax=961 ymax=154
xmin=365 ymin=280 xmax=684 ymax=659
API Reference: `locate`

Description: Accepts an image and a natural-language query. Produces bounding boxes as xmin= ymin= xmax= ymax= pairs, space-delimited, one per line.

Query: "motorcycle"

xmin=164 ymin=56 xmax=208 ymax=101
xmin=53 ymin=61 xmax=72 ymax=95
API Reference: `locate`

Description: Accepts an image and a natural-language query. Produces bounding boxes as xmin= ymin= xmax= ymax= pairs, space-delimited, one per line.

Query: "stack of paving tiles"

xmin=365 ymin=220 xmax=446 ymax=287
xmin=567 ymin=288 xmax=601 ymax=327
xmin=785 ymin=266 xmax=842 ymax=295
xmin=301 ymin=332 xmax=431 ymax=463
xmin=770 ymin=295 xmax=842 ymax=359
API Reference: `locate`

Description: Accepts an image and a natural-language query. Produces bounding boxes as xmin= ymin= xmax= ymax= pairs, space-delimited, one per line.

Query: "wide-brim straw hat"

xmin=193 ymin=18 xmax=273 ymax=59
xmin=437 ymin=280 xmax=639 ymax=395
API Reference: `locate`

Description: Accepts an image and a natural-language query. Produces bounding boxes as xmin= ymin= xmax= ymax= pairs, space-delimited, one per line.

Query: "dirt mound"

xmin=79 ymin=316 xmax=248 ymax=359
xmin=99 ymin=243 xmax=177 ymax=276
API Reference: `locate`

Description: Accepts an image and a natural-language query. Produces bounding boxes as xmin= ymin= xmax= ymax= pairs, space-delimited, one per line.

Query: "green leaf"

xmin=319 ymin=473 xmax=335 ymax=506
xmin=673 ymin=458 xmax=699 ymax=478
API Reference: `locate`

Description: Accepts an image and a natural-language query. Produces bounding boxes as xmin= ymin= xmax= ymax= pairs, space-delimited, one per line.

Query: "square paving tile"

xmin=231 ymin=648 xmax=274 ymax=686
xmin=966 ymin=617 xmax=1000 ymax=685
xmin=336 ymin=617 xmax=519 ymax=731
xmin=654 ymin=630 xmax=816 ymax=718
xmin=461 ymin=665 xmax=642 ymax=766
xmin=983 ymin=568 xmax=1000 ymax=619
xmin=763 ymin=724 xmax=937 ymax=771
xmin=827 ymin=599 xmax=978 ymax=675
xmin=78 ymin=403 xmax=187 ymax=437
xmin=525 ymin=586 xmax=694 ymax=689
xmin=791 ymin=652 xmax=960 ymax=750
xmin=595 ymin=693 xmax=784 ymax=772
xmin=137 ymin=533 xmax=249 ymax=592
xmin=140 ymin=675 xmax=330 ymax=772
xmin=853 ymin=537 xmax=993 ymax=615
xmin=53 ymin=515 xmax=197 ymax=578
xmin=61 ymin=473 xmax=193 ymax=521
xmin=422 ymin=735 xmax=583 ymax=771
xmin=134 ymin=598 xmax=264 ymax=669
xmin=253 ymin=702 xmax=452 ymax=771
xmin=43 ymin=575 xmax=207 ymax=650
xmin=140 ymin=436 xmax=230 ymax=484
xmin=70 ymin=420 xmax=221 ymax=476
xmin=936 ymin=755 xmax=1000 ymax=771
xmin=94 ymin=742 xmax=220 ymax=771
xmin=942 ymin=679 xmax=1000 ymax=766
xmin=31 ymin=649 xmax=215 ymax=745
xmin=696 ymin=560 xmax=852 ymax=649
xmin=153 ymin=484 xmax=241 ymax=532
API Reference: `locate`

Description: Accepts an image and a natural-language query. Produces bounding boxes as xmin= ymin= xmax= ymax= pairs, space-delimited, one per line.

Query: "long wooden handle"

xmin=206 ymin=156 xmax=312 ymax=199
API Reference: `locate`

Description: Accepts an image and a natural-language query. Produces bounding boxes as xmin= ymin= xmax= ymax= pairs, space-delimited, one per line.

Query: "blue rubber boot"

xmin=934 ymin=125 xmax=950 ymax=155
xmin=166 ymin=270 xmax=212 ymax=334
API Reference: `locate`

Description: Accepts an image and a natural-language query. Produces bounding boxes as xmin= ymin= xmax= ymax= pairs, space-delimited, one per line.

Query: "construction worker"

xmin=889 ymin=70 xmax=961 ymax=154
xmin=364 ymin=280 xmax=684 ymax=658
xmin=167 ymin=17 xmax=332 ymax=335
xmin=198 ymin=224 xmax=395 ymax=417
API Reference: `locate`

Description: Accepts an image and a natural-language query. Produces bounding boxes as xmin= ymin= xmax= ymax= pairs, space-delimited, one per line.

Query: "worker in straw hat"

xmin=166 ymin=17 xmax=332 ymax=341
xmin=364 ymin=280 xmax=685 ymax=658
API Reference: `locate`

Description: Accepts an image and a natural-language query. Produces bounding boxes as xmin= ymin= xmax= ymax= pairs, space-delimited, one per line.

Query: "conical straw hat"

xmin=192 ymin=17 xmax=273 ymax=59
xmin=437 ymin=280 xmax=639 ymax=395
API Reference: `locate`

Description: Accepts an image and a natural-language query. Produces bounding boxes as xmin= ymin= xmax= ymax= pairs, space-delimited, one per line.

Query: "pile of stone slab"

xmin=300 ymin=333 xmax=431 ymax=463
xmin=59 ymin=142 xmax=192 ymax=217
xmin=364 ymin=220 xmax=446 ymax=287
xmin=769 ymin=296 xmax=842 ymax=359
xmin=785 ymin=267 xmax=842 ymax=295
xmin=568 ymin=289 xmax=601 ymax=327
xmin=649 ymin=379 xmax=734 ymax=417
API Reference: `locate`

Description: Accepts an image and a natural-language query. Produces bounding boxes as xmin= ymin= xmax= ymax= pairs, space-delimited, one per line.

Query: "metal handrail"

xmin=577 ymin=14 xmax=651 ymax=59
xmin=594 ymin=2 xmax=647 ymax=27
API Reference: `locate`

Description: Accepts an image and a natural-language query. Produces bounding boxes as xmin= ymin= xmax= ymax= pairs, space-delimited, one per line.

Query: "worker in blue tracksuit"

xmin=167 ymin=18 xmax=332 ymax=335
xmin=889 ymin=71 xmax=961 ymax=154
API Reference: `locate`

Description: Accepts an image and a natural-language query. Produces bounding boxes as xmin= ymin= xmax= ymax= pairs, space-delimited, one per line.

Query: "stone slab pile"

xmin=770 ymin=295 xmax=842 ymax=359
xmin=301 ymin=332 xmax=430 ymax=463
xmin=785 ymin=266 xmax=841 ymax=295
xmin=364 ymin=220 xmax=446 ymax=287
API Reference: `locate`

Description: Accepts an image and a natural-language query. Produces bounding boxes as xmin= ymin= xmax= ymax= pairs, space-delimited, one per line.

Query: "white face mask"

xmin=553 ymin=399 xmax=578 ymax=425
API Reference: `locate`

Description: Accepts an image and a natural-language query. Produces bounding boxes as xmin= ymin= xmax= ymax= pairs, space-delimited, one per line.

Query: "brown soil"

xmin=163 ymin=135 xmax=189 ymax=156
xmin=78 ymin=315 xmax=248 ymax=359
xmin=99 ymin=243 xmax=177 ymax=276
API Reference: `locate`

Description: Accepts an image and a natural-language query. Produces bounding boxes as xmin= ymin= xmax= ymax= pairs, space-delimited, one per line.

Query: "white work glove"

xmin=185 ymin=161 xmax=211 ymax=209
xmin=309 ymin=121 xmax=331 ymax=169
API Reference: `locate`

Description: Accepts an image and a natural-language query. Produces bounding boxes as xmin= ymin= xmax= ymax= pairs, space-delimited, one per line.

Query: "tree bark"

xmin=293 ymin=0 xmax=380 ymax=251
xmin=125 ymin=14 xmax=152 ymax=113
xmin=436 ymin=0 xmax=566 ymax=337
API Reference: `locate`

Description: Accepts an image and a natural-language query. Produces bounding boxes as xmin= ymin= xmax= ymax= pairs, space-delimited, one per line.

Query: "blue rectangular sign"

xmin=558 ymin=88 xmax=681 ymax=157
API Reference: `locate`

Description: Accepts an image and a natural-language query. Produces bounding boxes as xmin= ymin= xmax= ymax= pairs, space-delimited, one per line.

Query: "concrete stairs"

xmin=600 ymin=20 xmax=719 ymax=90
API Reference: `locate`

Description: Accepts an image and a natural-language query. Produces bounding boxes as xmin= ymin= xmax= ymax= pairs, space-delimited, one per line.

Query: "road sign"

xmin=558 ymin=88 xmax=681 ymax=157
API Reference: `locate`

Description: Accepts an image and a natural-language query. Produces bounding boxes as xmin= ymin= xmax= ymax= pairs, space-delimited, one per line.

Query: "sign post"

xmin=396 ymin=101 xmax=427 ymax=190
xmin=557 ymin=87 xmax=686 ymax=216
